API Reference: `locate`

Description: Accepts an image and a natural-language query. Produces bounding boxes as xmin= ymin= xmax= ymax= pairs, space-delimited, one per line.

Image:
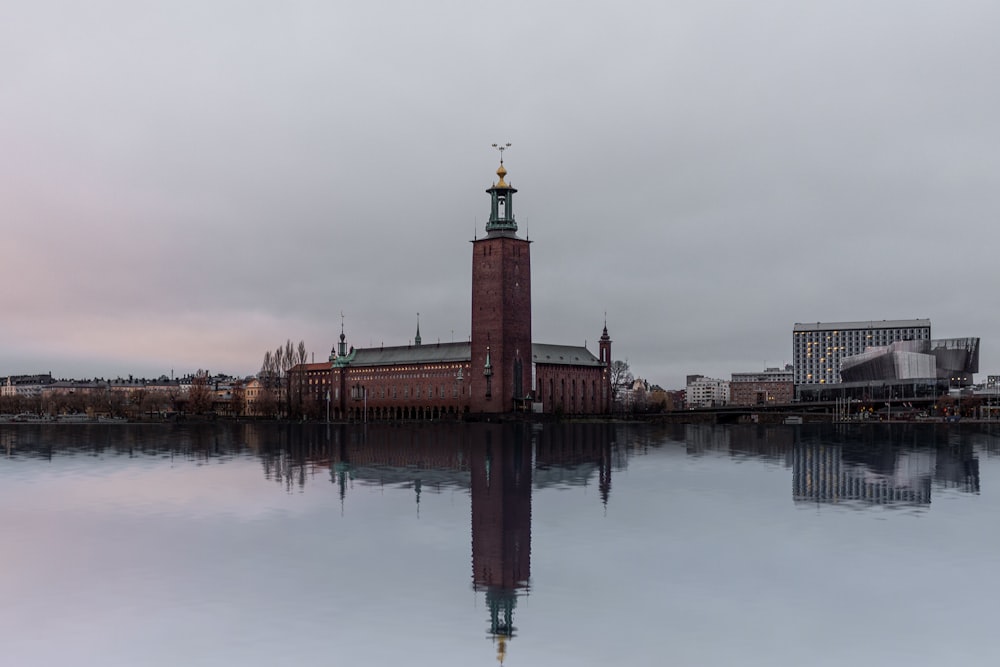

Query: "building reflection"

xmin=319 ymin=422 xmax=616 ymax=663
xmin=471 ymin=426 xmax=532 ymax=663
xmin=792 ymin=439 xmax=979 ymax=506
xmin=792 ymin=444 xmax=935 ymax=505
xmin=675 ymin=424 xmax=980 ymax=507
xmin=2 ymin=419 xmax=989 ymax=658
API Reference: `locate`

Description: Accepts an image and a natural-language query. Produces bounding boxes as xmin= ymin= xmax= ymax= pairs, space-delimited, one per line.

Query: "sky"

xmin=3 ymin=0 xmax=999 ymax=389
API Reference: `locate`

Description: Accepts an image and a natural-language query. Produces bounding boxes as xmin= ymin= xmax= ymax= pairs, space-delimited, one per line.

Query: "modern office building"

xmin=792 ymin=319 xmax=931 ymax=385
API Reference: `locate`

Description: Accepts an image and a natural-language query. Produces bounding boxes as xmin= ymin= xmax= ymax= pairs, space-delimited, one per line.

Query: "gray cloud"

xmin=3 ymin=0 xmax=999 ymax=386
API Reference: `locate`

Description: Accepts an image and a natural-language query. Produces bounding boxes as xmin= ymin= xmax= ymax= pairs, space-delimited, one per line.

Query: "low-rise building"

xmin=729 ymin=365 xmax=794 ymax=406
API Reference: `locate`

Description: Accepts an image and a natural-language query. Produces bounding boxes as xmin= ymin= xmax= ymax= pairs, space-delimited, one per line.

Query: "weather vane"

xmin=491 ymin=142 xmax=512 ymax=164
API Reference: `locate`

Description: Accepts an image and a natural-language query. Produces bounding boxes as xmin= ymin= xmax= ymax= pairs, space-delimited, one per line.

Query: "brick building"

xmin=290 ymin=158 xmax=612 ymax=419
xmin=729 ymin=366 xmax=795 ymax=406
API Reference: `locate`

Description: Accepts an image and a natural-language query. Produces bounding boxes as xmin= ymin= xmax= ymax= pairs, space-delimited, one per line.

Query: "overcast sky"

xmin=3 ymin=0 xmax=999 ymax=388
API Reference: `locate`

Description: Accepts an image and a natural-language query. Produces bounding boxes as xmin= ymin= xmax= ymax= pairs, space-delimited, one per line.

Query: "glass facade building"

xmin=792 ymin=319 xmax=932 ymax=385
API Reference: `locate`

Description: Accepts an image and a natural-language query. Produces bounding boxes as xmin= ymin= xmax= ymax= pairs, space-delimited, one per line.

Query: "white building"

xmin=792 ymin=319 xmax=931 ymax=385
xmin=686 ymin=375 xmax=729 ymax=408
xmin=2 ymin=374 xmax=54 ymax=398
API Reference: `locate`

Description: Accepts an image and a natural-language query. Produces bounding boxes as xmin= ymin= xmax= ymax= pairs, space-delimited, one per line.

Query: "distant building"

xmin=2 ymin=374 xmax=54 ymax=398
xmin=686 ymin=375 xmax=729 ymax=408
xmin=839 ymin=338 xmax=980 ymax=386
xmin=43 ymin=380 xmax=107 ymax=397
xmin=729 ymin=365 xmax=794 ymax=406
xmin=792 ymin=319 xmax=931 ymax=385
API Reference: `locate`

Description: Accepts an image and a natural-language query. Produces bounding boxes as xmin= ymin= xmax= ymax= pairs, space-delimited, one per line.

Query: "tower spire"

xmin=486 ymin=143 xmax=517 ymax=233
xmin=338 ymin=311 xmax=347 ymax=357
xmin=599 ymin=316 xmax=612 ymax=366
xmin=415 ymin=312 xmax=422 ymax=346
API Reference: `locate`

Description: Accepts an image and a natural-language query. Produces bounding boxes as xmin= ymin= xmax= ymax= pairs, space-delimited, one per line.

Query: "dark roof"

xmin=351 ymin=342 xmax=471 ymax=366
xmin=342 ymin=341 xmax=603 ymax=368
xmin=532 ymin=343 xmax=603 ymax=367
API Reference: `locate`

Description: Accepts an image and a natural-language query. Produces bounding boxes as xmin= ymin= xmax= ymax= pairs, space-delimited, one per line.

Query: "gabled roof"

xmin=350 ymin=342 xmax=471 ymax=366
xmin=532 ymin=343 xmax=603 ymax=367
xmin=301 ymin=341 xmax=605 ymax=369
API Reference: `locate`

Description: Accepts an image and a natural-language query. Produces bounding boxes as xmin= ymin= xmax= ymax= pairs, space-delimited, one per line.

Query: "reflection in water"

xmin=2 ymin=420 xmax=996 ymax=663
xmin=681 ymin=423 xmax=982 ymax=507
xmin=322 ymin=423 xmax=617 ymax=663
xmin=793 ymin=445 xmax=934 ymax=505
xmin=471 ymin=427 xmax=531 ymax=663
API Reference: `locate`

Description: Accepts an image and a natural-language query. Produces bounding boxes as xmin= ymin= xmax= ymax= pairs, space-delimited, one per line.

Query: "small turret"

xmin=599 ymin=317 xmax=612 ymax=366
xmin=338 ymin=315 xmax=347 ymax=358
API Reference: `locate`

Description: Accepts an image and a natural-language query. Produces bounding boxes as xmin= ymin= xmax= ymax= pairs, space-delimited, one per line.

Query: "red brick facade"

xmin=289 ymin=160 xmax=612 ymax=419
xmin=470 ymin=235 xmax=532 ymax=413
xmin=535 ymin=363 xmax=609 ymax=414
xmin=728 ymin=380 xmax=794 ymax=406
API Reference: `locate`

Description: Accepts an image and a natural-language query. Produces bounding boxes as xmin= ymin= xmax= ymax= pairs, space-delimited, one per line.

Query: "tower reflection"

xmin=320 ymin=422 xmax=616 ymax=663
xmin=471 ymin=426 xmax=532 ymax=662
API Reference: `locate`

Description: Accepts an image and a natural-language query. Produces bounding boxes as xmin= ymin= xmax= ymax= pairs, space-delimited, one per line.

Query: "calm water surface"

xmin=2 ymin=422 xmax=999 ymax=666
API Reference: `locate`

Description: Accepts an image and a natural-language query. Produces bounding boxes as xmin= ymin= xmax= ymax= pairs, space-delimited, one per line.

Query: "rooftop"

xmin=793 ymin=319 xmax=931 ymax=332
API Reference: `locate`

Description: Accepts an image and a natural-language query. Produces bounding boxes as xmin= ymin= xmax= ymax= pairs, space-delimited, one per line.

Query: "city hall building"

xmin=291 ymin=159 xmax=612 ymax=420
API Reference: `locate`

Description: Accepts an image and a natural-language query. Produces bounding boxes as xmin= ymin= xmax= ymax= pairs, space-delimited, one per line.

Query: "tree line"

xmin=0 ymin=370 xmax=221 ymax=419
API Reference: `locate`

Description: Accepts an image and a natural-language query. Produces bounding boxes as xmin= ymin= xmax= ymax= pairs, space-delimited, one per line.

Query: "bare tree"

xmin=230 ymin=381 xmax=246 ymax=418
xmin=609 ymin=359 xmax=633 ymax=402
xmin=259 ymin=340 xmax=309 ymax=419
xmin=188 ymin=370 xmax=214 ymax=415
xmin=0 ymin=394 xmax=20 ymax=414
xmin=140 ymin=390 xmax=168 ymax=419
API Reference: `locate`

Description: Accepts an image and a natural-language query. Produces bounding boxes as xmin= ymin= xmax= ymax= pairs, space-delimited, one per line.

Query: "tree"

xmin=609 ymin=360 xmax=633 ymax=402
xmin=127 ymin=388 xmax=148 ymax=420
xmin=230 ymin=381 xmax=246 ymax=418
xmin=140 ymin=390 xmax=168 ymax=419
xmin=0 ymin=393 xmax=21 ymax=414
xmin=259 ymin=339 xmax=309 ymax=419
xmin=188 ymin=370 xmax=214 ymax=415
xmin=285 ymin=340 xmax=308 ymax=418
xmin=255 ymin=387 xmax=278 ymax=418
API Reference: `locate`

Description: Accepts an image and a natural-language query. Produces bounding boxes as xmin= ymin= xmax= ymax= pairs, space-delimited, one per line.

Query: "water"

xmin=1 ymin=422 xmax=998 ymax=666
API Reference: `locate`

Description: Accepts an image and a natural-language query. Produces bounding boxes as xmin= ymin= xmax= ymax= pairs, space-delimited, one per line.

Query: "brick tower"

xmin=470 ymin=153 xmax=531 ymax=413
